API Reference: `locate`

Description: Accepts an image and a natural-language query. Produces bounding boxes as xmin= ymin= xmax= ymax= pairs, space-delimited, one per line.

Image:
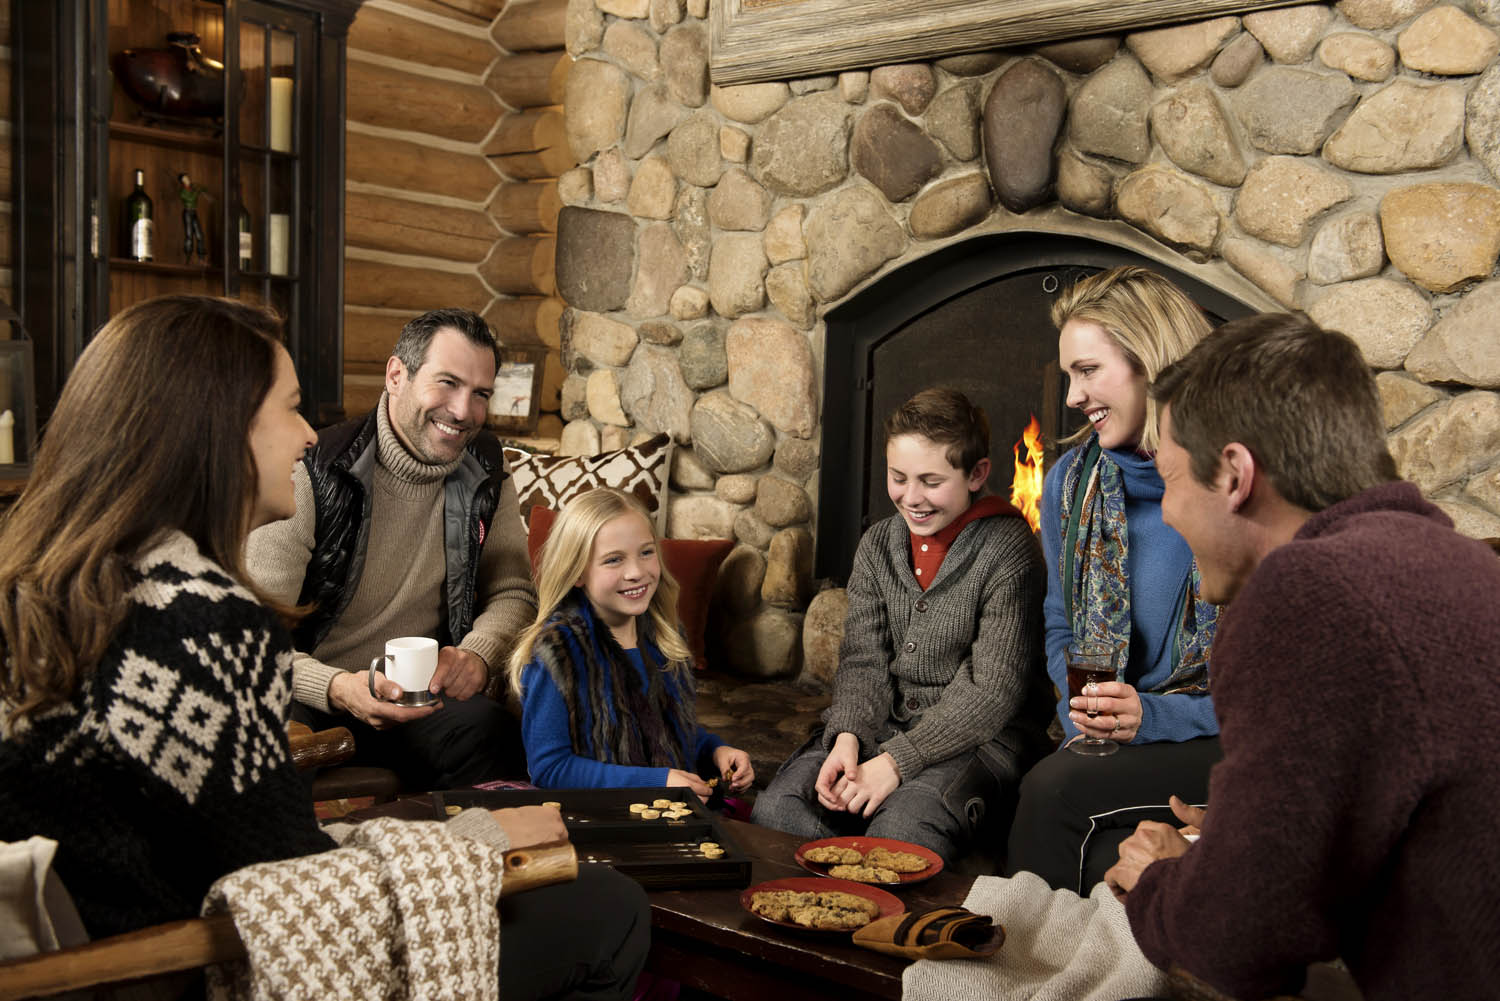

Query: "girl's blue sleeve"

xmin=1040 ymin=459 xmax=1080 ymax=740
xmin=693 ymin=727 xmax=725 ymax=774
xmin=520 ymin=660 xmax=670 ymax=789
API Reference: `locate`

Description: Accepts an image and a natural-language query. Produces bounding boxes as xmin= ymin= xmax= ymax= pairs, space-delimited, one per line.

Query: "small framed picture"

xmin=487 ymin=346 xmax=548 ymax=436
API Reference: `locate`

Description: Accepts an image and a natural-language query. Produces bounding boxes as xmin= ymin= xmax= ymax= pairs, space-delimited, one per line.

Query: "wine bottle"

xmin=237 ymin=190 xmax=253 ymax=271
xmin=125 ymin=169 xmax=154 ymax=262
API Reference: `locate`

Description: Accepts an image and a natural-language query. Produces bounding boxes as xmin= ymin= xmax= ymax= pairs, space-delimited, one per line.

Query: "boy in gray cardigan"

xmin=752 ymin=388 xmax=1052 ymax=863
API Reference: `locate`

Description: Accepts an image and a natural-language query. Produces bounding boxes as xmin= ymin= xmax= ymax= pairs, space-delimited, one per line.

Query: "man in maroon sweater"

xmin=1103 ymin=313 xmax=1500 ymax=1001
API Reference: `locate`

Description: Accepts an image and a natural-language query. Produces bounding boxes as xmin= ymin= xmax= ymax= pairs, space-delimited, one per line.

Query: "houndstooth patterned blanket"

xmin=203 ymin=818 xmax=507 ymax=1001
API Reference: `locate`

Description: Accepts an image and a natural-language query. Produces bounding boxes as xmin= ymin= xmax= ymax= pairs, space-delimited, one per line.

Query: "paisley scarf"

xmin=1059 ymin=435 xmax=1217 ymax=696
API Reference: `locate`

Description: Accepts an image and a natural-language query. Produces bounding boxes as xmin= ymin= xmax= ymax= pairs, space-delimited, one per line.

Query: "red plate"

xmin=739 ymin=876 xmax=903 ymax=934
xmin=794 ymin=836 xmax=944 ymax=885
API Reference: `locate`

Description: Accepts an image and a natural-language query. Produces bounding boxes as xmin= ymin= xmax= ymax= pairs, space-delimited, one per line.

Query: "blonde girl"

xmin=507 ymin=488 xmax=753 ymax=794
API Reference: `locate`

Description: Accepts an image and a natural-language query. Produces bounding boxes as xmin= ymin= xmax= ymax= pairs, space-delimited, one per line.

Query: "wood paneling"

xmin=346 ymin=190 xmax=499 ymax=261
xmin=349 ymin=6 xmax=499 ymax=75
xmin=490 ymin=180 xmax=561 ymax=235
xmin=485 ymin=49 xmax=568 ymax=110
xmin=346 ymin=60 xmax=500 ymax=143
xmin=347 ymin=131 xmax=501 ymax=202
xmin=485 ymin=109 xmax=573 ymax=179
xmin=491 ymin=0 xmax=566 ymax=53
xmin=479 ymin=235 xmax=556 ymax=295
xmin=345 ymin=258 xmax=490 ymax=311
xmin=485 ymin=295 xmax=563 ymax=348
xmin=344 ymin=307 xmax=419 ymax=365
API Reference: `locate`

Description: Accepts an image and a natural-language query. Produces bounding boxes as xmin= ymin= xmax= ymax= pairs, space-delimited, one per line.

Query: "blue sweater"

xmin=521 ymin=626 xmax=724 ymax=789
xmin=1040 ymin=444 xmax=1218 ymax=743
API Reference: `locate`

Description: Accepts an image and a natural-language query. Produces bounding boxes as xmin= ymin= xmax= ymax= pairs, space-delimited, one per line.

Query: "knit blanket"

xmin=903 ymin=872 xmax=1167 ymax=1001
xmin=203 ymin=818 xmax=506 ymax=1001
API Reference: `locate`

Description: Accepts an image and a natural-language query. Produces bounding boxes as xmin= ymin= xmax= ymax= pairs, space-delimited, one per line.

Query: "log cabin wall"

xmin=343 ymin=0 xmax=571 ymax=438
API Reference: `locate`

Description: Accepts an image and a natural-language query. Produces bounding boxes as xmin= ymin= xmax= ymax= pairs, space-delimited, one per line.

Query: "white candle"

xmin=270 ymin=77 xmax=294 ymax=152
xmin=0 ymin=409 xmax=14 ymax=465
xmin=269 ymin=214 xmax=290 ymax=275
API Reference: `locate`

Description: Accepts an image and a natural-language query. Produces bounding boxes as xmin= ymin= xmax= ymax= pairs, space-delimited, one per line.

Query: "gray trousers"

xmin=750 ymin=732 xmax=1017 ymax=864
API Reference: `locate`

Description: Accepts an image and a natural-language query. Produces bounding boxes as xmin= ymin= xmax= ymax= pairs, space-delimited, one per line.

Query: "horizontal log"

xmin=345 ymin=308 xmax=421 ymax=365
xmin=347 ymin=60 xmax=500 ymax=144
xmin=349 ymin=6 xmax=498 ymax=76
xmin=484 ymin=296 xmax=564 ymax=348
xmin=491 ymin=180 xmax=562 ymax=235
xmin=394 ymin=0 xmax=502 ymax=24
xmin=346 ymin=190 xmax=499 ymax=262
xmin=492 ymin=0 xmax=567 ymax=53
xmin=344 ymin=374 xmax=385 ymax=418
xmin=486 ymin=50 xmax=570 ymax=110
xmin=347 ymin=132 xmax=500 ymax=203
xmin=480 ymin=236 xmax=557 ymax=296
xmin=345 ymin=258 xmax=490 ymax=312
xmin=485 ymin=110 xmax=574 ymax=180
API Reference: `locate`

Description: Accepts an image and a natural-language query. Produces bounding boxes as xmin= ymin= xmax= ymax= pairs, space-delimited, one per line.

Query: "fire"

xmin=1011 ymin=415 xmax=1044 ymax=533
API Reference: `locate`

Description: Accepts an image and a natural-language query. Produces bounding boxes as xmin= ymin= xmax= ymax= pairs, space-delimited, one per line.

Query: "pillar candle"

xmin=270 ymin=77 xmax=294 ymax=152
xmin=0 ymin=409 xmax=14 ymax=465
xmin=269 ymin=214 xmax=290 ymax=275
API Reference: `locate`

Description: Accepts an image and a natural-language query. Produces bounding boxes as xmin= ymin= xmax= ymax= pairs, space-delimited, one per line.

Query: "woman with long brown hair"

xmin=0 ymin=295 xmax=649 ymax=1000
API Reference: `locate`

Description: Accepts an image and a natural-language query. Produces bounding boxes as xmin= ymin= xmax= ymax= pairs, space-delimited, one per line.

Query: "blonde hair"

xmin=1051 ymin=266 xmax=1211 ymax=453
xmin=506 ymin=488 xmax=690 ymax=695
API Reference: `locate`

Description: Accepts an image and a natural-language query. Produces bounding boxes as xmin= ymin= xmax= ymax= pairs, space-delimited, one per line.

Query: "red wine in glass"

xmin=1065 ymin=640 xmax=1122 ymax=757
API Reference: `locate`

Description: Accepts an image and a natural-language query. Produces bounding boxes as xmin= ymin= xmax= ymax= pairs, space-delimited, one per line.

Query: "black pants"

xmin=293 ymin=693 xmax=527 ymax=790
xmin=1003 ymin=737 xmax=1222 ymax=894
xmin=500 ymin=864 xmax=652 ymax=1001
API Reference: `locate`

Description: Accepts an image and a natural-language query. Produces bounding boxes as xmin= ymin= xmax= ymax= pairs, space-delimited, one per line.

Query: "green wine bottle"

xmin=125 ymin=168 xmax=154 ymax=262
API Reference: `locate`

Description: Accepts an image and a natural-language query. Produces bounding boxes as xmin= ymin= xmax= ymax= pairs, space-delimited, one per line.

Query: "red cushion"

xmin=527 ymin=505 xmax=732 ymax=671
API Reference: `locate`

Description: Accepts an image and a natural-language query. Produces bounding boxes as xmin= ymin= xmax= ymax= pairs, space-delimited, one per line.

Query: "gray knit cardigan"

xmin=822 ymin=511 xmax=1051 ymax=782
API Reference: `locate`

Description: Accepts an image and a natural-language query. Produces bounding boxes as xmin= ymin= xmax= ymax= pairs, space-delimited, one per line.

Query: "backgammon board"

xmin=432 ymin=787 xmax=752 ymax=890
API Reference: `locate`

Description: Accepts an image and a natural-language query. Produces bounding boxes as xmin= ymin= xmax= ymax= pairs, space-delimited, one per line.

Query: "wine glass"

xmin=1065 ymin=640 xmax=1123 ymax=757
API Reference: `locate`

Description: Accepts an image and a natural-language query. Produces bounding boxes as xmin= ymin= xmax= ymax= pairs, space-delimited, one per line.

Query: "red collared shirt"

xmin=908 ymin=495 xmax=1020 ymax=590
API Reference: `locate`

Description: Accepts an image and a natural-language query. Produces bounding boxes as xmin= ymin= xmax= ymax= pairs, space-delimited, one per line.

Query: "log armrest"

xmin=286 ymin=725 xmax=355 ymax=772
xmin=0 ymin=841 xmax=577 ymax=1001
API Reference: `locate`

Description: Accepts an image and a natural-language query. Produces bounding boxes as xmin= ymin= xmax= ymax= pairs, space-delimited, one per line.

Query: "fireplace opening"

xmin=817 ymin=232 xmax=1255 ymax=582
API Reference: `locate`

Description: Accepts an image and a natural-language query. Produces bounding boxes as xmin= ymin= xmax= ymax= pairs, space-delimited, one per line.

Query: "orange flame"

xmin=1011 ymin=415 xmax=1044 ymax=533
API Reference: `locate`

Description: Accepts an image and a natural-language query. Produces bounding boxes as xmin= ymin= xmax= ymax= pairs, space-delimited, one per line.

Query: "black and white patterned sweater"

xmin=0 ymin=532 xmax=335 ymax=939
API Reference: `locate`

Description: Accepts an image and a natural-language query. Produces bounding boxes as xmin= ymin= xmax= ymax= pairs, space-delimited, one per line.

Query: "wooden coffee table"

xmin=352 ymin=799 xmax=976 ymax=1001
xmin=646 ymin=819 xmax=973 ymax=1001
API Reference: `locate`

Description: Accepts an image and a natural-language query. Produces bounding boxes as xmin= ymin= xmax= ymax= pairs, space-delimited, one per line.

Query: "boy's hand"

xmin=490 ymin=805 xmax=568 ymax=848
xmin=815 ymin=733 xmax=861 ymax=811
xmin=713 ymin=746 xmax=755 ymax=791
xmin=838 ymin=752 xmax=901 ymax=818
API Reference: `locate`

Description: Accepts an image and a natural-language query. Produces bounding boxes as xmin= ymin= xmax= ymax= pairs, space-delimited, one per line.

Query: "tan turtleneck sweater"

xmin=245 ymin=393 xmax=536 ymax=712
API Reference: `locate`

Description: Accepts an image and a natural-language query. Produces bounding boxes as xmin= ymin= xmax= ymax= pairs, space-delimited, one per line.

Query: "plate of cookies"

xmin=794 ymin=836 xmax=944 ymax=885
xmin=740 ymin=876 xmax=903 ymax=933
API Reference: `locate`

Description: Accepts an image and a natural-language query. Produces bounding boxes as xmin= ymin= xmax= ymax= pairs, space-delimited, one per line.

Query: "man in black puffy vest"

xmin=248 ymin=308 xmax=536 ymax=789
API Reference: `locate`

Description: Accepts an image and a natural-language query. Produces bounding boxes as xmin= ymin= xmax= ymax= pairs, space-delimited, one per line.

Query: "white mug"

xmin=369 ymin=636 xmax=439 ymax=707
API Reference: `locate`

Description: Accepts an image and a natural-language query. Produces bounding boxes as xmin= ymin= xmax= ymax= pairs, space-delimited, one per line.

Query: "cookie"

xmin=829 ymin=863 xmax=900 ymax=884
xmin=748 ymin=889 xmax=879 ymax=929
xmin=803 ymin=845 xmax=864 ymax=865
xmin=864 ymin=846 xmax=930 ymax=873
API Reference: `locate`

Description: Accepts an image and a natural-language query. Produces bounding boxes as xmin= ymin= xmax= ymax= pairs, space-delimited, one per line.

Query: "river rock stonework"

xmin=558 ymin=0 xmax=1500 ymax=680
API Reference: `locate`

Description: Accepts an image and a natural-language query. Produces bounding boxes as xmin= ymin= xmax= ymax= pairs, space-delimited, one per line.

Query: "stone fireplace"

xmin=552 ymin=0 xmax=1500 ymax=683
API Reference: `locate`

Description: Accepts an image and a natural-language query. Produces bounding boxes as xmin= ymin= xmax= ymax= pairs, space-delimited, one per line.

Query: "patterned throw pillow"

xmin=503 ymin=433 xmax=672 ymax=534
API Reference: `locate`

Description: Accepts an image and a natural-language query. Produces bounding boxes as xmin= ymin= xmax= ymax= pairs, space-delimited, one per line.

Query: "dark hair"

xmin=1151 ymin=312 xmax=1398 ymax=512
xmin=883 ymin=386 xmax=991 ymax=474
xmin=392 ymin=308 xmax=500 ymax=375
xmin=0 ymin=295 xmax=287 ymax=724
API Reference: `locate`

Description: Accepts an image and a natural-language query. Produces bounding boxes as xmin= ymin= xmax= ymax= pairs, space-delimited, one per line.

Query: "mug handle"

xmin=369 ymin=653 xmax=394 ymax=702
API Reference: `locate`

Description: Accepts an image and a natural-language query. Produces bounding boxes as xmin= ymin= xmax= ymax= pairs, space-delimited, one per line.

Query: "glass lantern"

xmin=0 ymin=309 xmax=37 ymax=476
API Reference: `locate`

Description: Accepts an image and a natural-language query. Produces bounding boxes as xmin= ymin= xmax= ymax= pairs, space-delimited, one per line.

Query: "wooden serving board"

xmin=433 ymin=787 xmax=752 ymax=890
